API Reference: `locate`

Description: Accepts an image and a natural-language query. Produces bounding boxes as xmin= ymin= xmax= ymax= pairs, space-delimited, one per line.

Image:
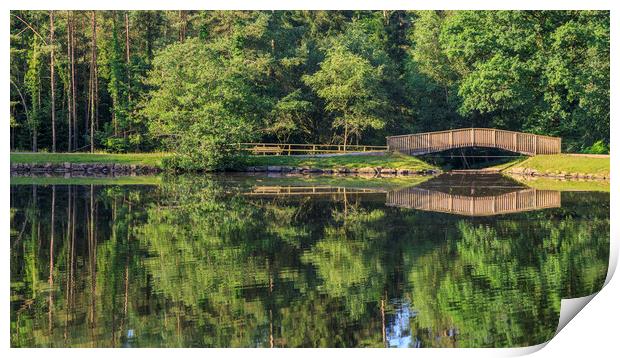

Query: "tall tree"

xmin=89 ymin=11 xmax=98 ymax=153
xmin=49 ymin=11 xmax=56 ymax=152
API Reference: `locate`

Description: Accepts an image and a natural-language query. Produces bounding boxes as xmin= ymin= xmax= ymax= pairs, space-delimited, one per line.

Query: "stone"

xmin=267 ymin=166 xmax=282 ymax=172
xmin=380 ymin=168 xmax=396 ymax=174
xmin=397 ymin=169 xmax=410 ymax=175
xmin=358 ymin=167 xmax=376 ymax=174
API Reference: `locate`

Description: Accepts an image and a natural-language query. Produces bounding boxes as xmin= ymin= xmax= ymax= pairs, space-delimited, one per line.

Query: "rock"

xmin=336 ymin=167 xmax=349 ymax=174
xmin=397 ymin=169 xmax=410 ymax=175
xmin=358 ymin=167 xmax=376 ymax=174
xmin=323 ymin=169 xmax=334 ymax=174
xmin=254 ymin=166 xmax=267 ymax=172
xmin=267 ymin=166 xmax=282 ymax=172
xmin=64 ymin=162 xmax=71 ymax=169
xmin=380 ymin=168 xmax=396 ymax=174
xmin=280 ymin=166 xmax=294 ymax=173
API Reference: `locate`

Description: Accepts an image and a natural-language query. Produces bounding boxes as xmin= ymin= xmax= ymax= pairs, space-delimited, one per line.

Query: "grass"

xmin=510 ymin=176 xmax=610 ymax=192
xmin=10 ymin=175 xmax=163 ymax=186
xmin=504 ymin=154 xmax=610 ymax=176
xmin=10 ymin=152 xmax=169 ymax=167
xmin=245 ymin=152 xmax=437 ymax=170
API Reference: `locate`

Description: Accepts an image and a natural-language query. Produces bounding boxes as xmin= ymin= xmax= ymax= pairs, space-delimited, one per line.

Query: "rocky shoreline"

xmin=11 ymin=162 xmax=162 ymax=176
xmin=10 ymin=162 xmax=439 ymax=177
xmin=10 ymin=162 xmax=609 ymax=180
xmin=240 ymin=165 xmax=440 ymax=176
xmin=504 ymin=167 xmax=609 ymax=180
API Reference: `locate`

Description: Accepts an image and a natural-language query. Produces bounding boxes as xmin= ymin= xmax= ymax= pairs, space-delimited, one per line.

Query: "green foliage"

xmin=303 ymin=44 xmax=387 ymax=144
xmin=583 ymin=140 xmax=609 ymax=154
xmin=9 ymin=10 xmax=609 ymax=156
xmin=142 ymin=33 xmax=272 ymax=170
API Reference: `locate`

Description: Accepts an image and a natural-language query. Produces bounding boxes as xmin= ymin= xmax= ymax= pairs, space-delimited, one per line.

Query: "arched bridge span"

xmin=387 ymin=128 xmax=561 ymax=156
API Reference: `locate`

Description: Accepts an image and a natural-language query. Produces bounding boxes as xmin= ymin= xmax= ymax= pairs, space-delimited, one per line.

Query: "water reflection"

xmin=10 ymin=175 xmax=609 ymax=347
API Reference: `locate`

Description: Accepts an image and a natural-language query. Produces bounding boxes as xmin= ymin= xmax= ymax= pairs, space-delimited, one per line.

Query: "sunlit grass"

xmin=10 ymin=152 xmax=169 ymax=166
xmin=511 ymin=176 xmax=610 ymax=192
xmin=10 ymin=175 xmax=163 ymax=186
xmin=500 ymin=154 xmax=609 ymax=176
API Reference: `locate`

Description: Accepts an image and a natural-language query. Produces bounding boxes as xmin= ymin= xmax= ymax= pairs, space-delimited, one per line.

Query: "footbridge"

xmin=387 ymin=128 xmax=561 ymax=156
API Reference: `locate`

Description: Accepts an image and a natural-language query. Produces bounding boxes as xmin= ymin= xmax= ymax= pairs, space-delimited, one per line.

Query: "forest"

xmin=9 ymin=10 xmax=610 ymax=168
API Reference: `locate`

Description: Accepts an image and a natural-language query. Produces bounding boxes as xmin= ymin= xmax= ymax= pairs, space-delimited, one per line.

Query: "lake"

xmin=10 ymin=174 xmax=609 ymax=348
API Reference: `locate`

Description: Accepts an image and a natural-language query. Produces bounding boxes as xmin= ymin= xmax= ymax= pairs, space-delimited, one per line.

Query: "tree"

xmin=49 ymin=11 xmax=56 ymax=152
xmin=303 ymin=45 xmax=388 ymax=147
xmin=142 ymin=32 xmax=273 ymax=170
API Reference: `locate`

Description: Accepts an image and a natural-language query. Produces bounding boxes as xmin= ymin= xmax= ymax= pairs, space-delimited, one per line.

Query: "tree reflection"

xmin=10 ymin=179 xmax=609 ymax=347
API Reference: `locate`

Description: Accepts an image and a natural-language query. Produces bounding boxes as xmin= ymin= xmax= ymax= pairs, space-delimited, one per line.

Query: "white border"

xmin=2 ymin=1 xmax=617 ymax=357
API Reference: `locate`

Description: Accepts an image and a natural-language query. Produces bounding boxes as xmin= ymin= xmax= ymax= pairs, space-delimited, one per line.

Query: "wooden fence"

xmin=387 ymin=128 xmax=561 ymax=156
xmin=386 ymin=187 xmax=561 ymax=216
xmin=238 ymin=143 xmax=387 ymax=155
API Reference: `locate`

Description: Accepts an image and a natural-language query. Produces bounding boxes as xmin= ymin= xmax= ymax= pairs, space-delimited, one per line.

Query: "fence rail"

xmin=386 ymin=187 xmax=561 ymax=216
xmin=238 ymin=143 xmax=388 ymax=155
xmin=387 ymin=128 xmax=561 ymax=156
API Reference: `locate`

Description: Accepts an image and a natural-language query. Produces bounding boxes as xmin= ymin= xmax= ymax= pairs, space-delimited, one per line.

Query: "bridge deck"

xmin=387 ymin=128 xmax=561 ymax=156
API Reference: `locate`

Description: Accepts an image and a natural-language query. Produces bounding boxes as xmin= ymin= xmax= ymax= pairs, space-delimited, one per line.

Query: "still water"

xmin=10 ymin=174 xmax=609 ymax=348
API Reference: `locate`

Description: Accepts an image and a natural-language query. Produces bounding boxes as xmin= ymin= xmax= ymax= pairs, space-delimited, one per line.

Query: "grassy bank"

xmin=10 ymin=152 xmax=169 ymax=167
xmin=498 ymin=154 xmax=609 ymax=177
xmin=510 ymin=176 xmax=610 ymax=192
xmin=245 ymin=152 xmax=437 ymax=171
xmin=10 ymin=175 xmax=163 ymax=186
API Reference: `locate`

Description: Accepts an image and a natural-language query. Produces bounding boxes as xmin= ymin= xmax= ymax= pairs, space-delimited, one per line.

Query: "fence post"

xmin=470 ymin=128 xmax=475 ymax=146
xmin=533 ymin=135 xmax=538 ymax=155
xmin=513 ymin=133 xmax=517 ymax=152
xmin=449 ymin=131 xmax=453 ymax=148
xmin=492 ymin=129 xmax=497 ymax=147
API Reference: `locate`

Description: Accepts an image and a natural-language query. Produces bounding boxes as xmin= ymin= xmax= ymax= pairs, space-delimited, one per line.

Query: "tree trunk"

xmin=90 ymin=11 xmax=98 ymax=153
xmin=343 ymin=121 xmax=348 ymax=152
xmin=70 ymin=12 xmax=78 ymax=151
xmin=66 ymin=11 xmax=72 ymax=152
xmin=179 ymin=10 xmax=187 ymax=42
xmin=50 ymin=11 xmax=56 ymax=152
xmin=125 ymin=11 xmax=131 ymax=105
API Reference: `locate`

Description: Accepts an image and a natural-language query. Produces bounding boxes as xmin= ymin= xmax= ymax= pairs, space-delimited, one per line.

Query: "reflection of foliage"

xmin=10 ymin=181 xmax=609 ymax=348
xmin=407 ymin=211 xmax=609 ymax=347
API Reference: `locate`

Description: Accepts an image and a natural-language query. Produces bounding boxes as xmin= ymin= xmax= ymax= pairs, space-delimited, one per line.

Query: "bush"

xmin=583 ymin=140 xmax=609 ymax=154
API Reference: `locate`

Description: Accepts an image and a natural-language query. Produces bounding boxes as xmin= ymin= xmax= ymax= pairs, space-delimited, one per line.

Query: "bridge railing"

xmin=238 ymin=143 xmax=387 ymax=155
xmin=387 ymin=128 xmax=561 ymax=156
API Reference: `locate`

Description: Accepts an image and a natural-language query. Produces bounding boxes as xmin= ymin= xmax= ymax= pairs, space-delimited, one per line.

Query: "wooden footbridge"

xmin=387 ymin=128 xmax=561 ymax=156
xmin=386 ymin=187 xmax=561 ymax=216
xmin=239 ymin=128 xmax=561 ymax=156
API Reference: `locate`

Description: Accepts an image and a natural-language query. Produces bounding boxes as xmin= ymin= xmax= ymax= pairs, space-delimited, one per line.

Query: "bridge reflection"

xmin=244 ymin=183 xmax=561 ymax=216
xmin=386 ymin=187 xmax=560 ymax=216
